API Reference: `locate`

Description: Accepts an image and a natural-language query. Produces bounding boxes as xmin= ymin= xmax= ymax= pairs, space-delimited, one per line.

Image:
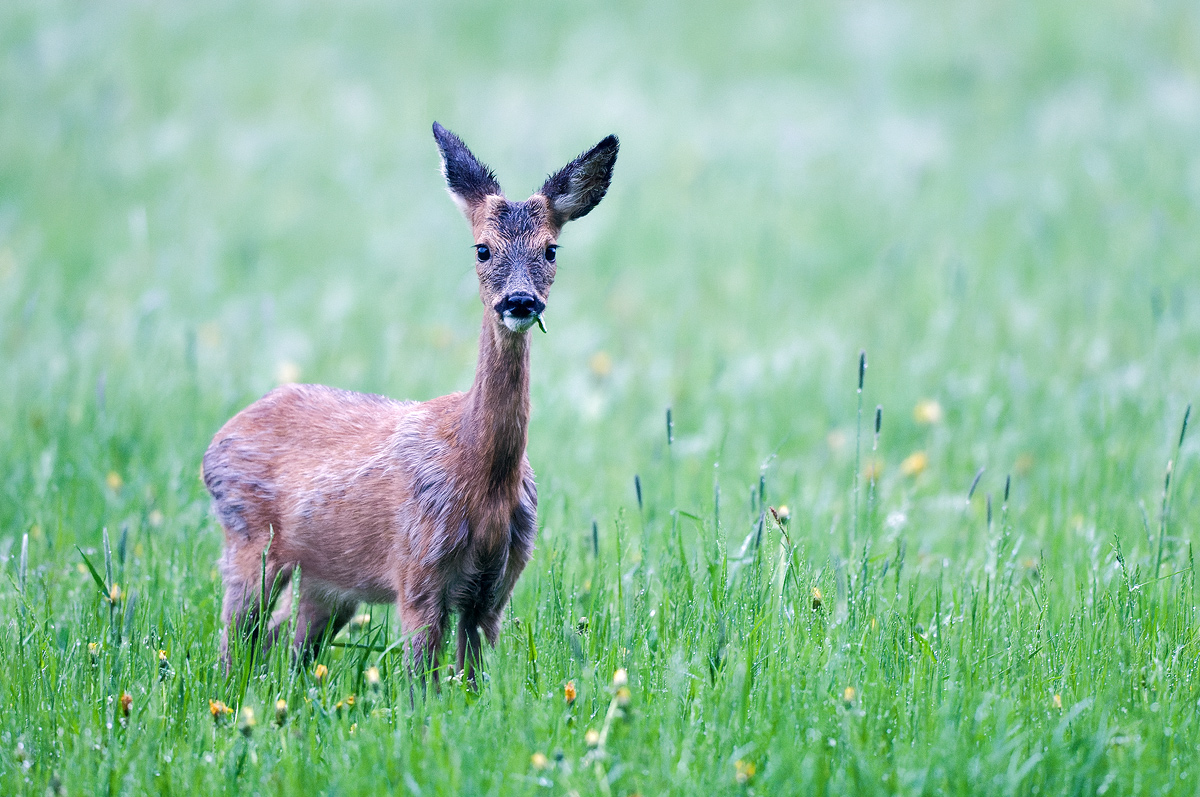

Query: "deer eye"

xmin=544 ymin=245 xmax=557 ymax=263
xmin=475 ymin=244 xmax=491 ymax=262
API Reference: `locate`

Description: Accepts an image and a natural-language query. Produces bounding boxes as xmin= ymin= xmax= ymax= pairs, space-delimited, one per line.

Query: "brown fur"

xmin=203 ymin=124 xmax=617 ymax=682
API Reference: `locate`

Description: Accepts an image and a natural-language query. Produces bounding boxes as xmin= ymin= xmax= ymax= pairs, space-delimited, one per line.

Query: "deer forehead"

xmin=472 ymin=195 xmax=557 ymax=246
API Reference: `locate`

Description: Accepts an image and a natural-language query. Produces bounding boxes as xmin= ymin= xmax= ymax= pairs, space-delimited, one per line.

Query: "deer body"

xmin=203 ymin=124 xmax=617 ymax=680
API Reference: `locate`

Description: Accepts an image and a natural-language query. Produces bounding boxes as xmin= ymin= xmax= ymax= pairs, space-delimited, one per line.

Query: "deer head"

xmin=433 ymin=123 xmax=619 ymax=334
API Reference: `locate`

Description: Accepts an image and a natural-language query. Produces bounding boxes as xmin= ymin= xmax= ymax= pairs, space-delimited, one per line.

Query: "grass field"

xmin=3 ymin=1 xmax=1200 ymax=793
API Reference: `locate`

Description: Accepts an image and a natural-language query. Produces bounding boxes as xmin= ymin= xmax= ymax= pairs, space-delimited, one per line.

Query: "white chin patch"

xmin=502 ymin=313 xmax=539 ymax=333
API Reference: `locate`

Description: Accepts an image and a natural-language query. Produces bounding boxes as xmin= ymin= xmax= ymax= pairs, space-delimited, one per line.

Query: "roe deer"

xmin=203 ymin=123 xmax=618 ymax=683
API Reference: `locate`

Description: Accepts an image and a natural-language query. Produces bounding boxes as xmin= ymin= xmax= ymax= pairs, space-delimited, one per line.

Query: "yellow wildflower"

xmin=238 ymin=706 xmax=256 ymax=735
xmin=275 ymin=361 xmax=301 ymax=384
xmin=209 ymin=700 xmax=233 ymax=722
xmin=118 ymin=691 xmax=132 ymax=717
xmin=900 ymin=451 xmax=928 ymax=477
xmin=589 ymin=351 xmax=613 ymax=378
xmin=863 ymin=457 xmax=884 ymax=480
xmin=913 ymin=399 xmax=943 ymax=425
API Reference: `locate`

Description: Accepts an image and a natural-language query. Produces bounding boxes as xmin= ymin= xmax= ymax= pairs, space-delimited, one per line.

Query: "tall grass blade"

xmin=851 ymin=350 xmax=866 ymax=552
xmin=102 ymin=527 xmax=113 ymax=591
xmin=1155 ymin=460 xmax=1172 ymax=577
xmin=18 ymin=533 xmax=28 ymax=597
xmin=123 ymin=588 xmax=138 ymax=643
xmin=77 ymin=546 xmax=110 ymax=599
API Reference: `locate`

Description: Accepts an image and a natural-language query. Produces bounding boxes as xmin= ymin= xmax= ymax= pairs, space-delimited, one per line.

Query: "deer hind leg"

xmin=218 ymin=536 xmax=286 ymax=672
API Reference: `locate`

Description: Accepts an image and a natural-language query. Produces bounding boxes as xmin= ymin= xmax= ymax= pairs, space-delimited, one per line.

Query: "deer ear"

xmin=433 ymin=123 xmax=503 ymax=219
xmin=539 ymin=135 xmax=619 ymax=227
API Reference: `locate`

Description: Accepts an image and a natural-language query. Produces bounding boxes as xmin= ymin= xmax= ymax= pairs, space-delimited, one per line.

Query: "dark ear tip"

xmin=433 ymin=122 xmax=462 ymax=152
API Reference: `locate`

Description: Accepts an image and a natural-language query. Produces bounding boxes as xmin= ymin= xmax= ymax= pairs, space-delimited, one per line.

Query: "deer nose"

xmin=495 ymin=293 xmax=545 ymax=319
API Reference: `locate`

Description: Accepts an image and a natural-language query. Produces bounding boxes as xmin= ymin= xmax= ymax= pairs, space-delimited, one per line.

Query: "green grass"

xmin=3 ymin=0 xmax=1200 ymax=793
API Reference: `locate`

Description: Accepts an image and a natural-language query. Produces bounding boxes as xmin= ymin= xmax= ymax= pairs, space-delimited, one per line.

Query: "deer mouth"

xmin=495 ymin=293 xmax=545 ymax=333
xmin=501 ymin=312 xmax=541 ymax=333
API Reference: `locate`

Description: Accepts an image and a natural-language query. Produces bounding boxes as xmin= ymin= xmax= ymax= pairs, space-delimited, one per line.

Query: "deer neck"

xmin=462 ymin=315 xmax=531 ymax=492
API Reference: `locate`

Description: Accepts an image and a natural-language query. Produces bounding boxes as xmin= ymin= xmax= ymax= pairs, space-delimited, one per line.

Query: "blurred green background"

xmin=2 ymin=0 xmax=1199 ymax=792
xmin=3 ymin=0 xmax=1196 ymax=557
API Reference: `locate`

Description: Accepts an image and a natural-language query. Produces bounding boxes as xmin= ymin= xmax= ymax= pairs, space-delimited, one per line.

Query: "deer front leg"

xmin=218 ymin=538 xmax=287 ymax=673
xmin=456 ymin=613 xmax=484 ymax=687
xmin=291 ymin=597 xmax=356 ymax=663
xmin=399 ymin=598 xmax=446 ymax=693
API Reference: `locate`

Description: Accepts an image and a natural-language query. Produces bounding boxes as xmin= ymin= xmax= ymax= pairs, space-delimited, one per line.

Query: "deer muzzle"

xmin=495 ymin=293 xmax=545 ymax=333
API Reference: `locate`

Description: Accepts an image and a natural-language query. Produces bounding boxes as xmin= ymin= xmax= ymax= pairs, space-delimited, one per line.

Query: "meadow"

xmin=2 ymin=0 xmax=1199 ymax=793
